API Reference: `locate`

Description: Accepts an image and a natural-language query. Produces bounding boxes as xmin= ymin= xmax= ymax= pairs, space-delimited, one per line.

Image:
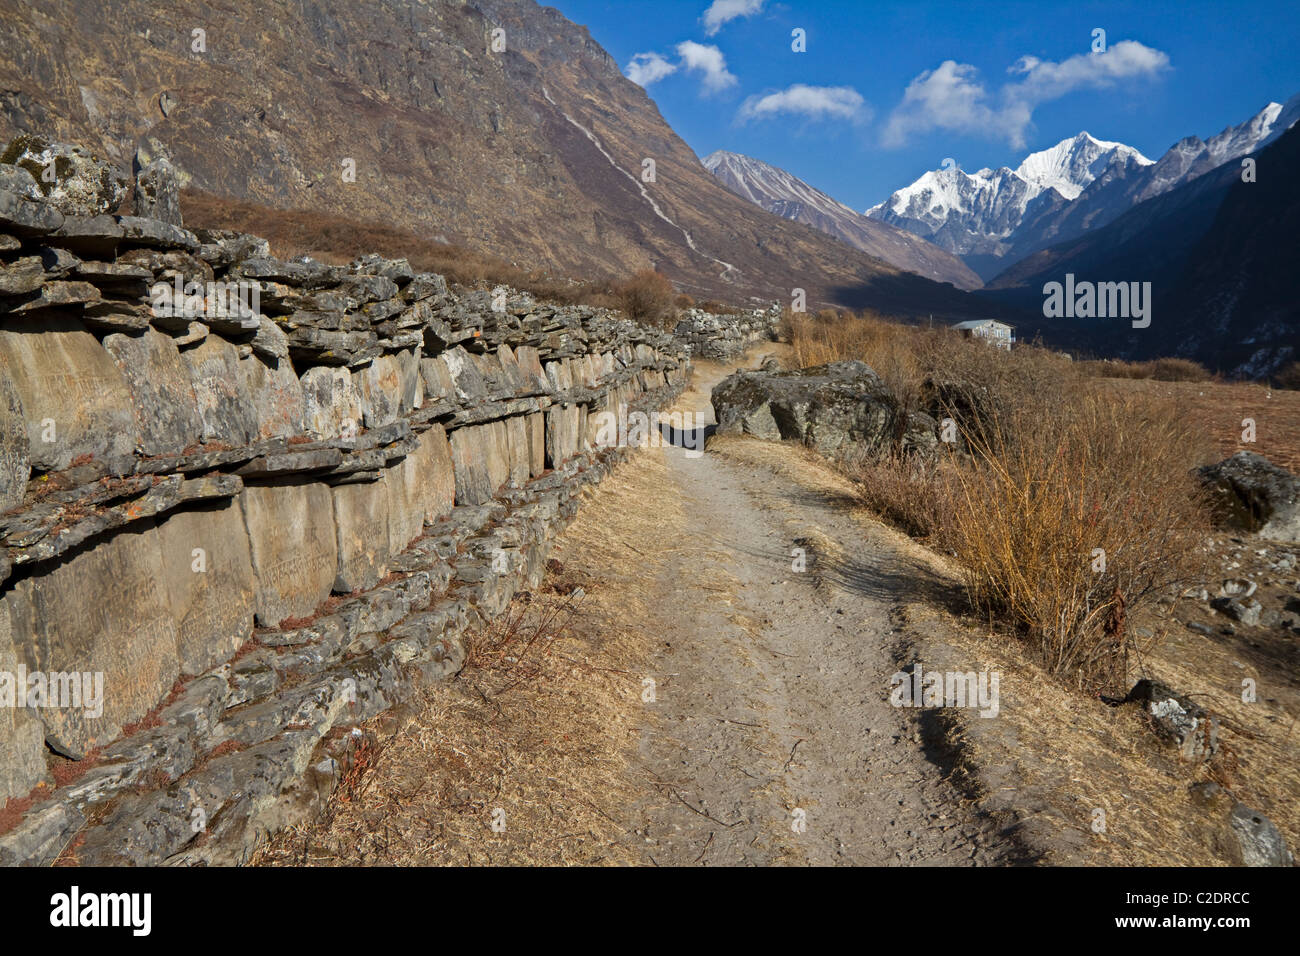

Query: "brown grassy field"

xmin=1109 ymin=377 xmax=1300 ymax=472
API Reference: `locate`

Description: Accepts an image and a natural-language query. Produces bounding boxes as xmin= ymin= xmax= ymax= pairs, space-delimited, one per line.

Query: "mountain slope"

xmin=703 ymin=150 xmax=983 ymax=291
xmin=0 ymin=0 xmax=1006 ymax=320
xmin=979 ymin=125 xmax=1300 ymax=375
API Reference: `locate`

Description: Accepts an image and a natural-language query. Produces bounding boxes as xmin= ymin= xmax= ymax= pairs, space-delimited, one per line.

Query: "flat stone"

xmin=156 ymin=498 xmax=256 ymax=675
xmin=241 ymin=482 xmax=338 ymax=626
xmin=116 ymin=215 xmax=199 ymax=251
xmin=384 ymin=452 xmax=425 ymax=556
xmin=5 ymin=518 xmax=181 ymax=757
xmin=0 ymin=255 xmax=43 ymax=294
xmin=0 ymin=598 xmax=50 ymax=801
xmin=182 ymin=333 xmax=259 ymax=446
xmin=545 ymin=403 xmax=580 ymax=468
xmin=132 ymin=159 xmax=183 ymax=226
xmin=506 ymin=414 xmax=530 ymax=484
xmin=8 ymin=280 xmax=101 ymax=312
xmin=239 ymin=352 xmax=305 ymax=440
xmin=300 ymin=365 xmax=364 ymax=440
xmin=0 ymin=314 xmax=138 ymax=471
xmin=418 ymin=424 xmax=457 ymax=524
xmin=449 ymin=420 xmax=511 ymax=506
xmin=526 ymin=412 xmax=545 ymax=477
xmin=330 ymin=478 xmax=391 ymax=592
xmin=356 ymin=353 xmax=406 ymax=428
xmin=0 ymin=368 xmax=29 ymax=511
xmin=103 ymin=327 xmax=204 ymax=456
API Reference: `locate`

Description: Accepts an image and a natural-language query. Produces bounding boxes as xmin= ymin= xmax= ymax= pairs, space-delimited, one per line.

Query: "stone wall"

xmin=674 ymin=305 xmax=781 ymax=362
xmin=0 ymin=145 xmax=690 ymax=864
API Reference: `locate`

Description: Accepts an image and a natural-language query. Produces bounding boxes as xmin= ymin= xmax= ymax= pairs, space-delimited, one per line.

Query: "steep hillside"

xmin=703 ymin=150 xmax=982 ymax=291
xmin=0 ymin=0 xmax=1004 ymax=319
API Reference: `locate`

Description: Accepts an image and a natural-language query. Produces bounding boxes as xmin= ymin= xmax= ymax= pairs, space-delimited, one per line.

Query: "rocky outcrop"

xmin=1197 ymin=451 xmax=1300 ymax=542
xmin=0 ymin=139 xmax=690 ymax=864
xmin=711 ymin=360 xmax=938 ymax=465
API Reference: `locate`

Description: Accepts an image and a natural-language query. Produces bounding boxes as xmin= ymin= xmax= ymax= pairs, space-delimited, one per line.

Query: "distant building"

xmin=952 ymin=319 xmax=1015 ymax=351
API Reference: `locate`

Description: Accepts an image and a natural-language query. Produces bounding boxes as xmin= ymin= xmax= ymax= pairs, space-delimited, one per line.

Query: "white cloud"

xmin=675 ymin=41 xmax=738 ymax=94
xmin=882 ymin=40 xmax=1170 ymax=148
xmin=625 ymin=52 xmax=678 ymax=87
xmin=701 ymin=0 xmax=765 ymax=37
xmin=738 ymin=84 xmax=869 ymax=124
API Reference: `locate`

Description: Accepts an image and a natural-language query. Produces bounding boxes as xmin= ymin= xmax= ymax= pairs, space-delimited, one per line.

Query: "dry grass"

xmin=1077 ymin=356 xmax=1215 ymax=383
xmin=787 ymin=309 xmax=1215 ymax=692
xmin=250 ymin=453 xmax=691 ymax=866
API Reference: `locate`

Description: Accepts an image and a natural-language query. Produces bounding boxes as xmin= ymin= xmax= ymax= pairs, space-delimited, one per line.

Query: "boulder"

xmin=1125 ymin=678 xmax=1219 ymax=762
xmin=1198 ymin=451 xmax=1300 ymax=542
xmin=712 ymin=360 xmax=934 ymax=464
xmin=1 ymin=135 xmax=129 ymax=217
xmin=1227 ymin=803 xmax=1294 ymax=867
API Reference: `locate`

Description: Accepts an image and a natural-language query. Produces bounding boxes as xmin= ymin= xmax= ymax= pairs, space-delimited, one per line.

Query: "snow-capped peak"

xmin=1013 ymin=132 xmax=1153 ymax=200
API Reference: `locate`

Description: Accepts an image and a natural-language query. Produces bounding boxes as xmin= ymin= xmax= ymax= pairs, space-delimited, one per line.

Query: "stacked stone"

xmin=0 ymin=138 xmax=690 ymax=864
xmin=674 ymin=305 xmax=781 ymax=362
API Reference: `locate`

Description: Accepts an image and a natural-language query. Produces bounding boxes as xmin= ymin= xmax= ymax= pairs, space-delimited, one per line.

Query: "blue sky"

xmin=549 ymin=0 xmax=1300 ymax=211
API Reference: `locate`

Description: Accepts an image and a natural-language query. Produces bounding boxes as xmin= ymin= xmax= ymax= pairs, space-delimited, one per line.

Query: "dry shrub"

xmin=946 ymin=388 xmax=1212 ymax=694
xmin=791 ymin=309 xmax=1215 ymax=691
xmin=1078 ymin=356 xmax=1214 ymax=383
xmin=607 ymin=269 xmax=676 ymax=328
xmin=852 ymin=454 xmax=959 ymax=544
xmin=1271 ymin=361 xmax=1300 ymax=390
xmin=784 ymin=308 xmax=941 ymax=411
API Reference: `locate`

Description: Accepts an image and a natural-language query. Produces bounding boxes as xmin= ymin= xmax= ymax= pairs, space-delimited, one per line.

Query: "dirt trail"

xmin=561 ymin=352 xmax=1016 ymax=866
xmin=257 ymin=349 xmax=1021 ymax=866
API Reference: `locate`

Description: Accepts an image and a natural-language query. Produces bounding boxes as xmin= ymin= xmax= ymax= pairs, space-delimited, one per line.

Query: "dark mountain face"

xmin=0 ymin=0 xmax=1007 ymax=320
xmin=979 ymin=127 xmax=1300 ymax=376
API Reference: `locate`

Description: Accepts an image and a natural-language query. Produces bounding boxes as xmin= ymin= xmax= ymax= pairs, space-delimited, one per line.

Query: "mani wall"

xmin=0 ymin=140 xmax=691 ymax=864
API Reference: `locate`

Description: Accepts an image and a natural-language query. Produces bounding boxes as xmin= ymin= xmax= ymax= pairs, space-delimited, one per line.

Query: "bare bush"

xmin=608 ymin=269 xmax=677 ymax=329
xmin=789 ymin=308 xmax=1213 ymax=692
